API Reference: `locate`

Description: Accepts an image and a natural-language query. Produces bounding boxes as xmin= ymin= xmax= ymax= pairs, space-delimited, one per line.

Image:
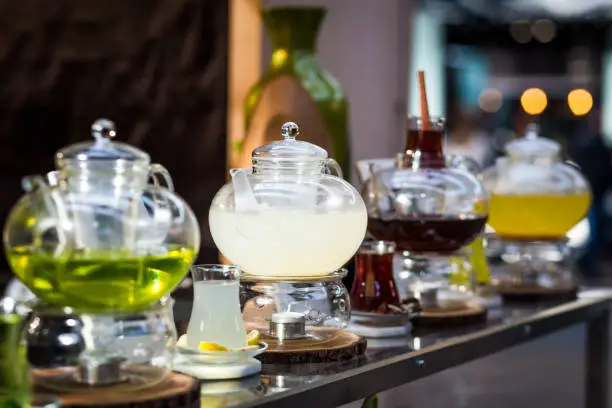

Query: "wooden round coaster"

xmin=497 ymin=284 xmax=578 ymax=303
xmin=36 ymin=372 xmax=199 ymax=407
xmin=257 ymin=328 xmax=367 ymax=364
xmin=412 ymin=302 xmax=487 ymax=330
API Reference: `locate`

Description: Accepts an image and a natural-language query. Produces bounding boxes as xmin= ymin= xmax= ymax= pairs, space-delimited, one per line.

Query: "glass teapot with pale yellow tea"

xmin=482 ymin=124 xmax=591 ymax=241
xmin=3 ymin=119 xmax=199 ymax=312
xmin=209 ymin=122 xmax=367 ymax=279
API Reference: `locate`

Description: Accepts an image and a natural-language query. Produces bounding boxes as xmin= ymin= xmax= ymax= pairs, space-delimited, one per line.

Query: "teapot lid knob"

xmin=505 ymin=121 xmax=560 ymax=158
xmin=281 ymin=122 xmax=299 ymax=141
xmin=525 ymin=123 xmax=539 ymax=140
xmin=55 ymin=118 xmax=150 ymax=169
xmin=91 ymin=119 xmax=117 ymax=142
xmin=251 ymin=121 xmax=327 ymax=159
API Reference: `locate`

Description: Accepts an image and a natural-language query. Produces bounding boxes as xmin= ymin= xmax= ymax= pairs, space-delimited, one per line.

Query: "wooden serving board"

xmin=36 ymin=372 xmax=199 ymax=408
xmin=412 ymin=302 xmax=487 ymax=331
xmin=257 ymin=328 xmax=367 ymax=364
xmin=497 ymin=284 xmax=578 ymax=303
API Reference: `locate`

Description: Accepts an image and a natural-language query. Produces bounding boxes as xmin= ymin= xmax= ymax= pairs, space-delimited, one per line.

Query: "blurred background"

xmin=0 ymin=1 xmax=611 ymax=407
xmin=3 ymin=0 xmax=611 ymax=288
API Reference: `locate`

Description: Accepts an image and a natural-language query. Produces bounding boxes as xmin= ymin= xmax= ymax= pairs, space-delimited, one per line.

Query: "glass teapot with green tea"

xmin=3 ymin=119 xmax=200 ymax=313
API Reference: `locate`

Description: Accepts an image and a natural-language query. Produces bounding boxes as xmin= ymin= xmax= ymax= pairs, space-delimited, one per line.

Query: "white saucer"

xmin=176 ymin=335 xmax=267 ymax=364
xmin=173 ymin=356 xmax=262 ymax=380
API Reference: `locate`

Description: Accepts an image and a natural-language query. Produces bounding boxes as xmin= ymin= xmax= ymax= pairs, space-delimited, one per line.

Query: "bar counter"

xmin=173 ymin=289 xmax=612 ymax=408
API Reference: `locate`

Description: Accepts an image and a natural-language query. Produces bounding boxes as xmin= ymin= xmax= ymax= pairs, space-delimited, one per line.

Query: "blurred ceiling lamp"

xmin=478 ymin=88 xmax=503 ymax=113
xmin=520 ymin=88 xmax=548 ymax=115
xmin=510 ymin=21 xmax=532 ymax=43
xmin=531 ymin=19 xmax=556 ymax=43
xmin=567 ymin=89 xmax=593 ymax=116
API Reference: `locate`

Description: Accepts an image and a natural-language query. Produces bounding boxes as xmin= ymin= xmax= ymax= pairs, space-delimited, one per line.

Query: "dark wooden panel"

xmin=0 ymin=0 xmax=228 ymax=286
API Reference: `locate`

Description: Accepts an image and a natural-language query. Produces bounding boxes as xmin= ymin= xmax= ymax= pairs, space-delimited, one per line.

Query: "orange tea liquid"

xmin=488 ymin=193 xmax=591 ymax=240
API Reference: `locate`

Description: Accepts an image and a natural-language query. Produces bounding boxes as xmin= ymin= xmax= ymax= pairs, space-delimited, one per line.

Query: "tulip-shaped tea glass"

xmin=186 ymin=265 xmax=247 ymax=350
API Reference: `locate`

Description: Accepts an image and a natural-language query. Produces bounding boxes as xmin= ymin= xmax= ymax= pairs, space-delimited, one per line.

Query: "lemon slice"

xmin=199 ymin=342 xmax=228 ymax=352
xmin=246 ymin=329 xmax=261 ymax=346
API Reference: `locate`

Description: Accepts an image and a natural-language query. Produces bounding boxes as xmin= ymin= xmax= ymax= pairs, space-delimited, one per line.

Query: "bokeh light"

xmin=567 ymin=89 xmax=593 ymax=116
xmin=520 ymin=88 xmax=548 ymax=115
xmin=510 ymin=21 xmax=531 ymax=44
xmin=478 ymin=88 xmax=503 ymax=113
xmin=531 ymin=19 xmax=556 ymax=43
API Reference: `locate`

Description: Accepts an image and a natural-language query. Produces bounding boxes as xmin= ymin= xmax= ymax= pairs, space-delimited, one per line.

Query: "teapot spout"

xmin=230 ymin=168 xmax=259 ymax=212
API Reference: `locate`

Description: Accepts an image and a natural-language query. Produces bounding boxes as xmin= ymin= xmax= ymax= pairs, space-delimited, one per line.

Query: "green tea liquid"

xmin=7 ymin=247 xmax=195 ymax=312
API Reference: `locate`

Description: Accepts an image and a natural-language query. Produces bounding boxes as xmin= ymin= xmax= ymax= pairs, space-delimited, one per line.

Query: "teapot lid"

xmin=505 ymin=123 xmax=560 ymax=158
xmin=252 ymin=122 xmax=328 ymax=159
xmin=55 ymin=119 xmax=150 ymax=170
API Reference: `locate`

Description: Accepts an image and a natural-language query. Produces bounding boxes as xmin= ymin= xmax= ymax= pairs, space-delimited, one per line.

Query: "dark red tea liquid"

xmin=350 ymin=248 xmax=402 ymax=314
xmin=399 ymin=129 xmax=446 ymax=169
xmin=368 ymin=215 xmax=487 ymax=254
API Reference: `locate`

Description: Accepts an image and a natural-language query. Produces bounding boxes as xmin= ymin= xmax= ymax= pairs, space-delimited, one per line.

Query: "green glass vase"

xmin=238 ymin=6 xmax=350 ymax=174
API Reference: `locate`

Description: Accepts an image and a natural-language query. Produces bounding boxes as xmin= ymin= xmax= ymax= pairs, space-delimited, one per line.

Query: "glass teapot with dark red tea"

xmin=366 ymin=116 xmax=489 ymax=254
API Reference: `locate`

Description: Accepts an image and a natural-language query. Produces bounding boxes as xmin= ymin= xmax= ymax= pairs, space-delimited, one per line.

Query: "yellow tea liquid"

xmin=449 ymin=237 xmax=490 ymax=287
xmin=488 ymin=193 xmax=591 ymax=240
xmin=6 ymin=246 xmax=195 ymax=313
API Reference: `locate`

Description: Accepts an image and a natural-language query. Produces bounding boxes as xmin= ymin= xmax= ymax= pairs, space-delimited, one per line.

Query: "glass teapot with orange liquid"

xmin=483 ymin=124 xmax=591 ymax=240
xmin=482 ymin=124 xmax=591 ymax=299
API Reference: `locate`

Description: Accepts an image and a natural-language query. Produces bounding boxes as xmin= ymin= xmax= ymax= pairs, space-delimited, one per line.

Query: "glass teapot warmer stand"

xmin=26 ymin=300 xmax=176 ymax=393
xmin=490 ymin=237 xmax=579 ymax=302
xmin=394 ymin=251 xmax=488 ymax=330
xmin=240 ymin=270 xmax=367 ymax=363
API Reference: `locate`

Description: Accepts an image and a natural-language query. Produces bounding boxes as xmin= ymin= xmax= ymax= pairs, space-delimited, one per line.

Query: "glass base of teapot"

xmin=240 ymin=270 xmax=350 ymax=332
xmin=25 ymin=300 xmax=176 ymax=392
xmin=393 ymin=250 xmax=477 ymax=310
xmin=487 ymin=236 xmax=580 ymax=297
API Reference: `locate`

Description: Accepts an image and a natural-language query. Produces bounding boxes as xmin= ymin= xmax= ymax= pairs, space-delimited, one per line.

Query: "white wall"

xmin=260 ymin=0 xmax=413 ymax=181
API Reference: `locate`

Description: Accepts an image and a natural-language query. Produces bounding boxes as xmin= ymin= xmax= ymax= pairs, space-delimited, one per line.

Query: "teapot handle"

xmin=325 ymin=159 xmax=343 ymax=178
xmin=148 ymin=163 xmax=175 ymax=192
xmin=21 ymin=175 xmax=69 ymax=258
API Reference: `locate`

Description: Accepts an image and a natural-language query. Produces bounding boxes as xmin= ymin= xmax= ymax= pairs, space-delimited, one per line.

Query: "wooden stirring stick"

xmin=417 ymin=70 xmax=431 ymax=131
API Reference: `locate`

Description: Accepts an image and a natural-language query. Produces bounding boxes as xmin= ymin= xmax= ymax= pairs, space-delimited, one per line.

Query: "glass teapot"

xmin=3 ymin=119 xmax=200 ymax=313
xmin=209 ymin=122 xmax=367 ymax=279
xmin=482 ymin=123 xmax=591 ymax=240
xmin=365 ymin=117 xmax=488 ymax=254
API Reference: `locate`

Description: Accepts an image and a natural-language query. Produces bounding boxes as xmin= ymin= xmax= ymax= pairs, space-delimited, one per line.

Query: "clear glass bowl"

xmin=366 ymin=166 xmax=488 ymax=253
xmin=5 ymin=185 xmax=198 ymax=313
xmin=210 ymin=122 xmax=366 ymax=279
xmin=482 ymin=124 xmax=591 ymax=240
xmin=26 ymin=298 xmax=177 ymax=392
xmin=240 ymin=270 xmax=350 ymax=332
xmin=3 ymin=119 xmax=199 ymax=313
xmin=364 ymin=118 xmax=488 ymax=255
